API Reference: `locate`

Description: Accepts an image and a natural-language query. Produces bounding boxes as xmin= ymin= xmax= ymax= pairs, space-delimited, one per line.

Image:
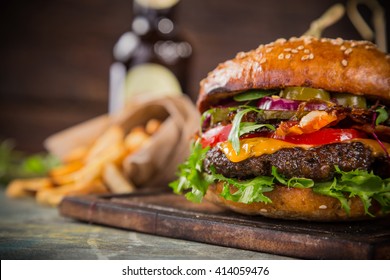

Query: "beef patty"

xmin=203 ymin=142 xmax=378 ymax=181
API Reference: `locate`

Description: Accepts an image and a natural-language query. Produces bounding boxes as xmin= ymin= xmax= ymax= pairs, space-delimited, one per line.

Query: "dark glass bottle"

xmin=109 ymin=0 xmax=193 ymax=113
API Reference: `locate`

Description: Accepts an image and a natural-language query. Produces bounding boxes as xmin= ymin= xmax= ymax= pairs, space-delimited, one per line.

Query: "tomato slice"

xmin=272 ymin=128 xmax=367 ymax=145
xmin=200 ymin=124 xmax=232 ymax=148
xmin=202 ymin=125 xmax=366 ymax=148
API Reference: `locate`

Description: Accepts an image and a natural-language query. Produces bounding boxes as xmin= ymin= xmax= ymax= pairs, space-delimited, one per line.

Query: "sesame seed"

xmin=236 ymin=52 xmax=247 ymax=59
xmin=341 ymin=59 xmax=348 ymax=66
xmin=303 ymin=37 xmax=312 ymax=44
xmin=265 ymin=47 xmax=273 ymax=53
xmin=276 ymin=38 xmax=287 ymax=44
xmin=284 ymin=48 xmax=292 ymax=52
xmin=260 ymin=208 xmax=268 ymax=213
xmin=344 ymin=48 xmax=353 ymax=55
xmin=320 ymin=38 xmax=328 ymax=43
xmin=359 ymin=40 xmax=372 ymax=45
xmin=340 ymin=46 xmax=347 ymax=51
xmin=278 ymin=53 xmax=284 ymax=60
xmin=365 ymin=45 xmax=375 ymax=49
xmin=331 ymin=38 xmax=344 ymax=46
xmin=351 ymin=42 xmax=357 ymax=47
xmin=308 ymin=53 xmax=314 ymax=59
xmin=297 ymin=45 xmax=304 ymax=50
xmin=301 ymin=55 xmax=309 ymax=61
xmin=289 ymin=37 xmax=298 ymax=42
xmin=303 ymin=49 xmax=310 ymax=54
xmin=291 ymin=49 xmax=298 ymax=54
xmin=319 ymin=205 xmax=327 ymax=210
xmin=335 ymin=38 xmax=344 ymax=45
xmin=285 ymin=53 xmax=291 ymax=59
xmin=260 ymin=57 xmax=267 ymax=64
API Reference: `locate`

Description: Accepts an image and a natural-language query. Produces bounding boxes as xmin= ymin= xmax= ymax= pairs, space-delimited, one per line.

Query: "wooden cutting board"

xmin=59 ymin=191 xmax=390 ymax=259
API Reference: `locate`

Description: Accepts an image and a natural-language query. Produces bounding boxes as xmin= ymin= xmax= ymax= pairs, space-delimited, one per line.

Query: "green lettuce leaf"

xmin=373 ymin=179 xmax=390 ymax=213
xmin=228 ymin=107 xmax=269 ymax=154
xmin=375 ymin=106 xmax=389 ymax=125
xmin=169 ymin=140 xmax=212 ymax=203
xmin=313 ymin=179 xmax=351 ymax=215
xmin=313 ymin=167 xmax=390 ymax=216
xmin=208 ymin=166 xmax=274 ymax=204
xmin=0 ymin=139 xmax=60 ymax=185
xmin=169 ymin=140 xmax=274 ymax=204
xmin=272 ymin=166 xmax=314 ymax=188
xmin=238 ymin=122 xmax=275 ymax=137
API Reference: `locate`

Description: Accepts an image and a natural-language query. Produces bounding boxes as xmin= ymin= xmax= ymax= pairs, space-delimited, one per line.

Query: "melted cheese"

xmin=350 ymin=139 xmax=390 ymax=157
xmin=218 ymin=138 xmax=312 ymax=162
xmin=219 ymin=137 xmax=390 ymax=163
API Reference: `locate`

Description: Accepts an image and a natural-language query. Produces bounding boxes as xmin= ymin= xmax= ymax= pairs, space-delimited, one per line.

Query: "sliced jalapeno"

xmin=334 ymin=93 xmax=367 ymax=108
xmin=280 ymin=87 xmax=330 ymax=101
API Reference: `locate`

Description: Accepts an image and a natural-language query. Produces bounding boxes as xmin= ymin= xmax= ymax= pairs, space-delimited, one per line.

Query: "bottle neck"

xmin=132 ymin=0 xmax=179 ymax=37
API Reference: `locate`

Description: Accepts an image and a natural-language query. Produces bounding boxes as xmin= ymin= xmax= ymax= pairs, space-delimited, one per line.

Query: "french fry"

xmin=11 ymin=113 xmax=161 ymax=207
xmin=85 ymin=125 xmax=124 ymax=163
xmin=124 ymin=127 xmax=150 ymax=153
xmin=66 ymin=179 xmax=108 ymax=196
xmin=36 ymin=179 xmax=108 ymax=206
xmin=62 ymin=146 xmax=89 ymax=163
xmin=36 ymin=184 xmax=76 ymax=206
xmin=145 ymin=119 xmax=161 ymax=135
xmin=53 ymin=142 xmax=127 ymax=187
xmin=103 ymin=163 xmax=136 ymax=194
xmin=50 ymin=170 xmax=77 ymax=186
xmin=49 ymin=161 xmax=84 ymax=178
xmin=20 ymin=178 xmax=53 ymax=193
xmin=6 ymin=178 xmax=53 ymax=198
xmin=73 ymin=143 xmax=126 ymax=184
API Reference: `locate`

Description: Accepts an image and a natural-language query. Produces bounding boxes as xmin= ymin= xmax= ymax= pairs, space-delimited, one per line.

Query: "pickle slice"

xmin=280 ymin=87 xmax=330 ymax=101
xmin=334 ymin=93 xmax=367 ymax=108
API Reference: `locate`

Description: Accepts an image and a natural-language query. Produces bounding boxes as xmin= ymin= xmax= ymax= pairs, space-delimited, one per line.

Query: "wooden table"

xmin=0 ymin=190 xmax=291 ymax=260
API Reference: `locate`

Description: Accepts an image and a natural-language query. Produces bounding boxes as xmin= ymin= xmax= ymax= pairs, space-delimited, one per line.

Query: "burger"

xmin=170 ymin=36 xmax=390 ymax=221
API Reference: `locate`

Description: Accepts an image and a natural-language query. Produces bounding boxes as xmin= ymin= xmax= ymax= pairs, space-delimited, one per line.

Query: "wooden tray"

xmin=59 ymin=191 xmax=390 ymax=259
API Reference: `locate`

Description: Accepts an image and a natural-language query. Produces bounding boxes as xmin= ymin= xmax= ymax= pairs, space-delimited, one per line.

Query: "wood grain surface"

xmin=0 ymin=189 xmax=291 ymax=259
xmin=59 ymin=192 xmax=390 ymax=259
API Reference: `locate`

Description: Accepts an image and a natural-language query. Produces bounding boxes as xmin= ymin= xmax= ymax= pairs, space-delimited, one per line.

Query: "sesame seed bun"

xmin=198 ymin=36 xmax=390 ymax=113
xmin=205 ymin=182 xmax=384 ymax=221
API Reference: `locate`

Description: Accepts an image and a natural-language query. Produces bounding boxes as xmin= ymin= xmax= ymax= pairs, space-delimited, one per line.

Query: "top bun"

xmin=198 ymin=36 xmax=390 ymax=113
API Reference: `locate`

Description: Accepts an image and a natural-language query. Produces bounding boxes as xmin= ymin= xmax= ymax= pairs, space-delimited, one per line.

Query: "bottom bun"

xmin=205 ymin=182 xmax=384 ymax=221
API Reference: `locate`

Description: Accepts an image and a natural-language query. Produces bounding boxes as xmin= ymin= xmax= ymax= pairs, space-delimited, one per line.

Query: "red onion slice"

xmin=257 ymin=97 xmax=331 ymax=111
xmin=257 ymin=97 xmax=300 ymax=110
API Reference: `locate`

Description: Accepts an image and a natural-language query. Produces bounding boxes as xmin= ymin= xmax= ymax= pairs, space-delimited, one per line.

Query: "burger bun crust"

xmin=205 ymin=182 xmax=384 ymax=221
xmin=198 ymin=36 xmax=390 ymax=112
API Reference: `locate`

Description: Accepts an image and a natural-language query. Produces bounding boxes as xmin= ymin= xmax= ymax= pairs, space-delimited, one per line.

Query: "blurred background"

xmin=0 ymin=0 xmax=389 ymax=153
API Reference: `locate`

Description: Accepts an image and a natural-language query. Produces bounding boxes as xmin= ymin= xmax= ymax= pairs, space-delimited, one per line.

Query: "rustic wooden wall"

xmin=0 ymin=0 xmax=388 ymax=152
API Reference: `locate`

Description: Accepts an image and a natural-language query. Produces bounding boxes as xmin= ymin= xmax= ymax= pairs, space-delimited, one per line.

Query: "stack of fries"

xmin=6 ymin=119 xmax=161 ymax=206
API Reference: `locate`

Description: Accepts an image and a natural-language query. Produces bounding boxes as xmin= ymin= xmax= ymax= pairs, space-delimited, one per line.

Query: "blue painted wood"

xmin=0 ymin=190 xmax=289 ymax=259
